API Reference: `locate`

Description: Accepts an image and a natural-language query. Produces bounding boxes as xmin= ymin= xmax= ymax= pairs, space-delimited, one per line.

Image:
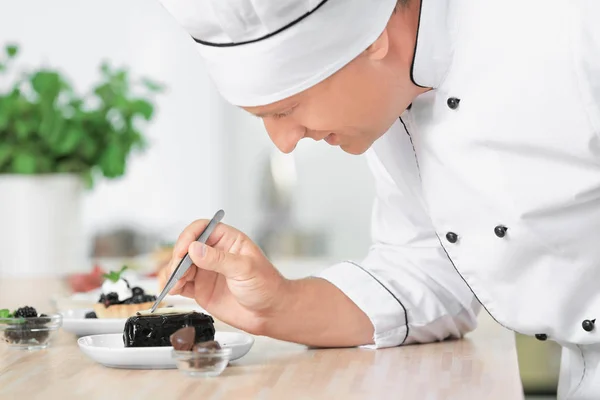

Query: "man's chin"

xmin=339 ymin=142 xmax=370 ymax=155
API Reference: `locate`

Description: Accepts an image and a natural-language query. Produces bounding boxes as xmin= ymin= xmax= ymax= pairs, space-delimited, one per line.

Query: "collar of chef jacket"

xmin=365 ymin=0 xmax=600 ymax=347
xmin=410 ymin=0 xmax=454 ymax=89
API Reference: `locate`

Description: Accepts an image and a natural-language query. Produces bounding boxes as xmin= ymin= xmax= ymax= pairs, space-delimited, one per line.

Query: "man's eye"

xmin=271 ymin=109 xmax=293 ymax=120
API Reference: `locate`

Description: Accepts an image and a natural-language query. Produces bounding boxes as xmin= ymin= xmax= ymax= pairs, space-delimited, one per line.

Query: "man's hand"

xmin=158 ymin=219 xmax=287 ymax=335
xmin=159 ymin=219 xmax=375 ymax=347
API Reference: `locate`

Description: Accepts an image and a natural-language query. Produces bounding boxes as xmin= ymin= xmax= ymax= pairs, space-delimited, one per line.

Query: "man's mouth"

xmin=324 ymin=133 xmax=339 ymax=145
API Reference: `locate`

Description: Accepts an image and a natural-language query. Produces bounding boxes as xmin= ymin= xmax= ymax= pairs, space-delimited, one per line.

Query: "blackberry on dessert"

xmin=93 ymin=265 xmax=164 ymax=318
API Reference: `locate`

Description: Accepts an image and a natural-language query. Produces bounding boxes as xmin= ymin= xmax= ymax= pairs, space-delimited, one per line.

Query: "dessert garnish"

xmin=170 ymin=326 xmax=195 ymax=351
xmin=170 ymin=326 xmax=224 ymax=371
xmin=170 ymin=326 xmax=222 ymax=353
xmin=101 ymin=265 xmax=132 ymax=301
xmin=93 ymin=265 xmax=163 ymax=318
xmin=102 ymin=265 xmax=129 ymax=283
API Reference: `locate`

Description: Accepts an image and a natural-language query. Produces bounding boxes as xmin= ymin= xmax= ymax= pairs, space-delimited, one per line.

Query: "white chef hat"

xmin=158 ymin=0 xmax=398 ymax=106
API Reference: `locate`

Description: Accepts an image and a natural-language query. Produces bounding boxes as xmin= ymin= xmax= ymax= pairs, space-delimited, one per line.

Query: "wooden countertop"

xmin=0 ymin=278 xmax=524 ymax=400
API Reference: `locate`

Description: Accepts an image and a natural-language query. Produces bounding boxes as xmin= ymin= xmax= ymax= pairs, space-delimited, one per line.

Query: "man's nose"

xmin=264 ymin=120 xmax=306 ymax=154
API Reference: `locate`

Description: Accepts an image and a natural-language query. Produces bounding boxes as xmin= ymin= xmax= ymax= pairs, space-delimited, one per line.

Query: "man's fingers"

xmin=159 ymin=250 xmax=198 ymax=295
xmin=188 ymin=241 xmax=249 ymax=279
xmin=179 ymin=281 xmax=196 ymax=299
xmin=173 ymin=219 xmax=231 ymax=258
xmin=167 ymin=261 xmax=197 ymax=294
xmin=157 ymin=263 xmax=170 ymax=290
xmin=165 ymin=217 xmax=251 ymax=296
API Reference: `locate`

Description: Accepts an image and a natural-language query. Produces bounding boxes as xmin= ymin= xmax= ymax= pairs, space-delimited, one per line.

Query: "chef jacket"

xmin=317 ymin=0 xmax=600 ymax=349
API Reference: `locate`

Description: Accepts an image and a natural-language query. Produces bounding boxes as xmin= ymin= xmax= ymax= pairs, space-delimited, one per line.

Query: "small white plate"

xmin=60 ymin=309 xmax=127 ymax=337
xmin=78 ymin=332 xmax=254 ymax=369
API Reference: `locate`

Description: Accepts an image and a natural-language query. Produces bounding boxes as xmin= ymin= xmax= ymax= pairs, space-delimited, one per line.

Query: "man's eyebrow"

xmin=251 ymin=103 xmax=298 ymax=118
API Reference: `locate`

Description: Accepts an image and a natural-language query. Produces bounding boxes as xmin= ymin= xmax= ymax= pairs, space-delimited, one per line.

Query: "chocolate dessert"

xmin=123 ymin=309 xmax=215 ymax=347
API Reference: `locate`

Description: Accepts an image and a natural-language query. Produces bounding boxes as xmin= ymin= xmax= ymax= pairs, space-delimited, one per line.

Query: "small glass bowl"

xmin=0 ymin=314 xmax=63 ymax=350
xmin=172 ymin=346 xmax=233 ymax=377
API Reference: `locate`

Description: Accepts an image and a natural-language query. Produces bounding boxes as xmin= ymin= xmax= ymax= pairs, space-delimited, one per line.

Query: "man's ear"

xmin=364 ymin=28 xmax=390 ymax=61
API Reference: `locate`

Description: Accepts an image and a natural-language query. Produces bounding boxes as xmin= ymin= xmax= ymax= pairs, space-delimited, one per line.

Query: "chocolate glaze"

xmin=123 ymin=311 xmax=215 ymax=347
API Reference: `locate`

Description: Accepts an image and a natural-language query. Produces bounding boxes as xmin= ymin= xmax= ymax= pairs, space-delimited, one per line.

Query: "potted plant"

xmin=0 ymin=43 xmax=164 ymax=277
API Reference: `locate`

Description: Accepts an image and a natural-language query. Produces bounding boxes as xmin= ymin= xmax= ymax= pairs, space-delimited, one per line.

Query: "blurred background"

xmin=0 ymin=1 xmax=559 ymax=398
xmin=0 ymin=0 xmax=376 ymax=265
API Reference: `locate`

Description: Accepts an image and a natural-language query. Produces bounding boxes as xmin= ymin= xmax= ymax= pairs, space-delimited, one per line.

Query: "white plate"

xmin=60 ymin=309 xmax=127 ymax=337
xmin=78 ymin=332 xmax=254 ymax=369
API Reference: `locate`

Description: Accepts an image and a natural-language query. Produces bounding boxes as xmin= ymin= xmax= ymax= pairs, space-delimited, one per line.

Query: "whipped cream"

xmin=101 ymin=278 xmax=132 ymax=301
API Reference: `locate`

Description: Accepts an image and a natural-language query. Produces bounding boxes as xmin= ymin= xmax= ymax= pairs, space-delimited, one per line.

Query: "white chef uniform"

xmin=156 ymin=0 xmax=600 ymax=398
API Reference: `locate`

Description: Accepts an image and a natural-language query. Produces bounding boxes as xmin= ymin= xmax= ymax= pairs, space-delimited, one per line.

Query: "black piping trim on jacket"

xmin=399 ymin=117 xmax=421 ymax=180
xmin=345 ymin=260 xmax=410 ymax=345
xmin=191 ymin=0 xmax=329 ymax=47
xmin=572 ymin=345 xmax=587 ymax=397
xmin=409 ymin=0 xmax=427 ymax=88
xmin=433 ymin=233 xmax=515 ymax=332
xmin=398 ymin=117 xmax=517 ymax=334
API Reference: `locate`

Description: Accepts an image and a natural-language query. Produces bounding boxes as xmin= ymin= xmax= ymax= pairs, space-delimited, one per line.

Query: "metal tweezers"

xmin=149 ymin=209 xmax=225 ymax=313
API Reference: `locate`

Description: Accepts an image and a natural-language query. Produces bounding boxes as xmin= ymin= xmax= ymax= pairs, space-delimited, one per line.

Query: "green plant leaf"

xmin=141 ymin=77 xmax=164 ymax=93
xmin=93 ymin=83 xmax=116 ymax=105
xmin=37 ymin=157 xmax=53 ymax=173
xmin=5 ymin=44 xmax=18 ymax=58
xmin=100 ymin=61 xmax=111 ymax=77
xmin=81 ymin=169 xmax=94 ymax=189
xmin=98 ymin=142 xmax=126 ymax=178
xmin=0 ymin=309 xmax=13 ymax=318
xmin=0 ymin=99 xmax=9 ymax=130
xmin=79 ymin=134 xmax=97 ymax=161
xmin=11 ymin=150 xmax=37 ymax=174
xmin=55 ymin=126 xmax=83 ymax=155
xmin=31 ymin=70 xmax=60 ymax=95
xmin=0 ymin=50 xmax=163 ymax=181
xmin=102 ymin=265 xmax=128 ymax=283
xmin=131 ymin=99 xmax=153 ymax=120
xmin=14 ymin=119 xmax=32 ymax=140
xmin=0 ymin=144 xmax=12 ymax=167
xmin=56 ymin=158 xmax=86 ymax=173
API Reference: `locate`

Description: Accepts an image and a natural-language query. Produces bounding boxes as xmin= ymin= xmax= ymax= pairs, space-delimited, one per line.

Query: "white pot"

xmin=0 ymin=174 xmax=86 ymax=278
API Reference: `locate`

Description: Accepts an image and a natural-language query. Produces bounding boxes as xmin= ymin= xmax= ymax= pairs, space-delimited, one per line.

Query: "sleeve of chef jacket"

xmin=316 ymin=128 xmax=481 ymax=349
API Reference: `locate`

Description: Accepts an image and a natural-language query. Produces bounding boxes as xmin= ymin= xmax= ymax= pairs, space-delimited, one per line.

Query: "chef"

xmin=156 ymin=0 xmax=600 ymax=398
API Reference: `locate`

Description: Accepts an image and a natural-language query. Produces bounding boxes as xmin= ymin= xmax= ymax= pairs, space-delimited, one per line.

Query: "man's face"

xmin=242 ymin=11 xmax=422 ymax=155
xmin=243 ymin=52 xmax=415 ymax=155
